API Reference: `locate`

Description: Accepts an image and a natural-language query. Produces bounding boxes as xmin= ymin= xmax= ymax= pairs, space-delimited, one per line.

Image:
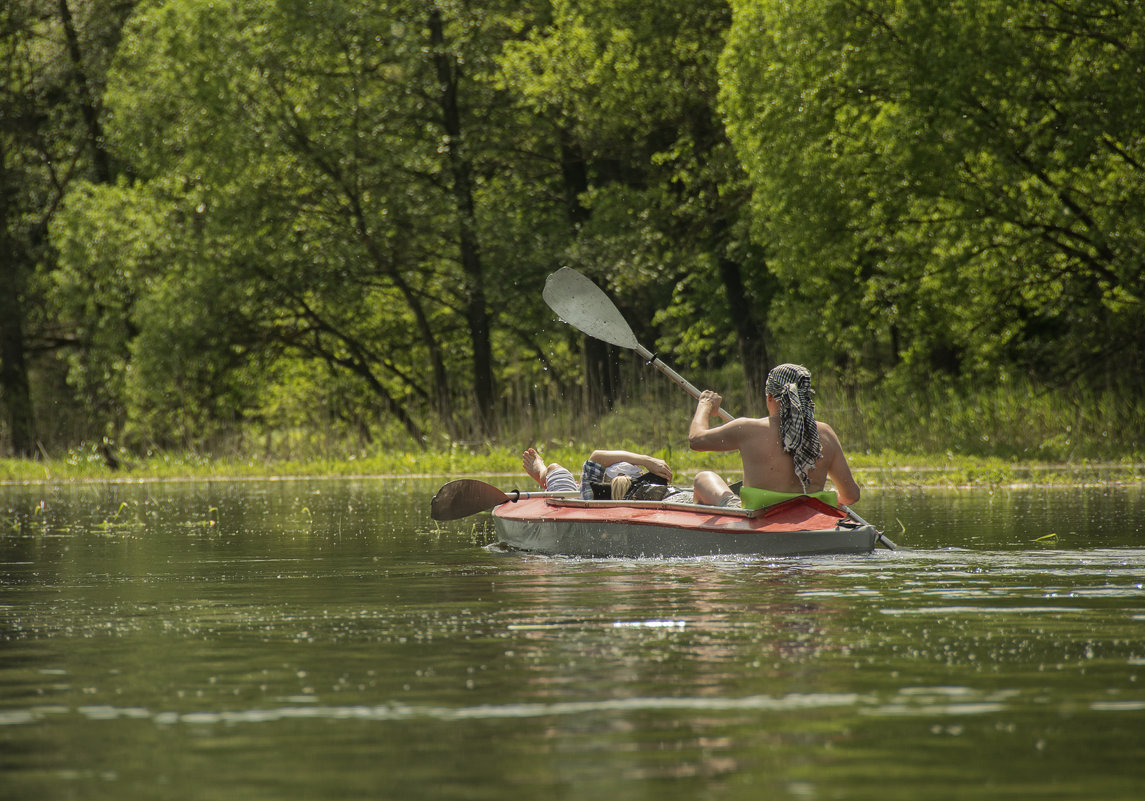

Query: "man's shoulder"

xmin=815 ymin=420 xmax=844 ymax=453
xmin=736 ymin=416 xmax=772 ymax=434
xmin=734 ymin=416 xmax=774 ymax=448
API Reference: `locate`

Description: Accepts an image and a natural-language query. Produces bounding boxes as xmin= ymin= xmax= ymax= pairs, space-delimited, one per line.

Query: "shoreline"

xmin=3 ymin=462 xmax=1143 ymax=490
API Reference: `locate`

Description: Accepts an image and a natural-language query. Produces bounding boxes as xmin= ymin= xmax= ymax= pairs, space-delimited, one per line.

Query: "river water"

xmin=1 ymin=478 xmax=1143 ymax=800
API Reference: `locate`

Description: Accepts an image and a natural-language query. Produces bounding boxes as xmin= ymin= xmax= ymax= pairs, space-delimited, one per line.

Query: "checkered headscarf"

xmin=765 ymin=364 xmax=822 ymax=493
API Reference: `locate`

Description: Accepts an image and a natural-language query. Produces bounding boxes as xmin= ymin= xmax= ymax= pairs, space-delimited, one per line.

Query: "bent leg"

xmin=693 ymin=470 xmax=739 ymax=507
xmin=541 ymin=464 xmax=577 ymax=492
xmin=523 ymin=447 xmax=577 ymax=491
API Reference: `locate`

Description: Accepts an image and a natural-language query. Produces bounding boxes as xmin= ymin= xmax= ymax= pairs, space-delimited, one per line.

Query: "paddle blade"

xmin=430 ymin=479 xmax=509 ymax=520
xmin=543 ymin=268 xmax=641 ymax=350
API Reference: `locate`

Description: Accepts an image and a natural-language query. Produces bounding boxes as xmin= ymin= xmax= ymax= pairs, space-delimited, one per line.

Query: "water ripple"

xmin=6 ymin=686 xmax=1145 ymax=727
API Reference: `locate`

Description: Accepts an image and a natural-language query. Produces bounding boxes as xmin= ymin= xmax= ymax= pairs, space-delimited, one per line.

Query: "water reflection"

xmin=2 ymin=480 xmax=1144 ymax=800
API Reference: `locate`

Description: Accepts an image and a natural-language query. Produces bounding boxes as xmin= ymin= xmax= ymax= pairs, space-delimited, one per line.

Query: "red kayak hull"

xmin=492 ymin=496 xmax=878 ymax=558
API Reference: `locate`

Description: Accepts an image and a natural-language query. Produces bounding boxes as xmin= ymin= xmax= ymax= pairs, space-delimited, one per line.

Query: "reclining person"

xmin=687 ymin=363 xmax=861 ymax=510
xmin=521 ymin=448 xmax=737 ymax=506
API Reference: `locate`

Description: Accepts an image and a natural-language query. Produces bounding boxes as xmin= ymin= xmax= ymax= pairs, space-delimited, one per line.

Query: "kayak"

xmin=491 ymin=494 xmax=879 ymax=558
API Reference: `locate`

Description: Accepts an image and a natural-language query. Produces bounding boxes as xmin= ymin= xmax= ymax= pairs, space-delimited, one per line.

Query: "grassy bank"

xmin=3 ymin=375 xmax=1142 ymax=488
xmin=2 ymin=443 xmax=1142 ymax=489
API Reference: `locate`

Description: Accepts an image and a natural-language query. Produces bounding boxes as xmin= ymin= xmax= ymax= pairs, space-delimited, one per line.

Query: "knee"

xmin=694 ymin=470 xmax=722 ymax=487
xmin=692 ymin=471 xmax=729 ymax=504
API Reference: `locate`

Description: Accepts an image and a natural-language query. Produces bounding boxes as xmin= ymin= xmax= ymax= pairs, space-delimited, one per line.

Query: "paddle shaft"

xmin=632 ymin=343 xmax=734 ymax=422
xmin=503 ymin=489 xmax=581 ymax=503
xmin=845 ymin=505 xmax=897 ymax=550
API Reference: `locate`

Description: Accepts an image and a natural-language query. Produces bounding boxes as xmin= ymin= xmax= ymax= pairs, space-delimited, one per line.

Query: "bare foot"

xmin=522 ymin=448 xmax=547 ymax=486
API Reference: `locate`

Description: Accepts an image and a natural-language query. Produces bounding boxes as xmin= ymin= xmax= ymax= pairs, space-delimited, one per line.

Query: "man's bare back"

xmin=726 ymin=416 xmax=853 ymax=496
xmin=688 ymin=387 xmax=860 ymax=506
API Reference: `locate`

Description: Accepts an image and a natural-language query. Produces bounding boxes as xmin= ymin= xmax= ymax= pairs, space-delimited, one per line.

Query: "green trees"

xmin=721 ymin=0 xmax=1145 ymax=387
xmin=4 ymin=0 xmax=1143 ymax=457
xmin=501 ymin=0 xmax=773 ymax=412
xmin=53 ymin=0 xmax=544 ymax=448
xmin=1 ymin=0 xmax=134 ymax=455
xmin=46 ymin=0 xmax=772 ymax=450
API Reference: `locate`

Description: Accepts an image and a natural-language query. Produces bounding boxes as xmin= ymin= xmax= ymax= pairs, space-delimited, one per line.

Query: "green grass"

xmin=3 ymin=376 xmax=1142 ymax=487
xmin=2 ymin=442 xmax=1141 ymax=489
xmin=832 ymin=378 xmax=1142 ymax=463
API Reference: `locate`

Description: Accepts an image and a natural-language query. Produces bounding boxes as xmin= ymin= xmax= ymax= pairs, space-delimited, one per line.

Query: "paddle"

xmin=430 ymin=478 xmax=578 ymax=521
xmin=843 ymin=505 xmax=897 ymax=550
xmin=543 ymin=267 xmax=733 ymax=422
xmin=542 ymin=267 xmax=896 ymax=550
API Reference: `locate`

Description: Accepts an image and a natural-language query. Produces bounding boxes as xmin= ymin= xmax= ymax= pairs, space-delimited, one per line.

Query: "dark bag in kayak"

xmin=590 ymin=471 xmax=669 ymax=501
xmin=626 ymin=472 xmax=671 ymax=501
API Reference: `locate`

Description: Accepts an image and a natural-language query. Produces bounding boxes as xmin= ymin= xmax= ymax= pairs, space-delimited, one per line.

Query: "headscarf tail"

xmin=765 ymin=364 xmax=822 ymax=493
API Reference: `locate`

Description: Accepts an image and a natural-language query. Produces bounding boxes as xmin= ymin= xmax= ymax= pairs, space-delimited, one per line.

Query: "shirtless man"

xmin=687 ymin=363 xmax=861 ymax=508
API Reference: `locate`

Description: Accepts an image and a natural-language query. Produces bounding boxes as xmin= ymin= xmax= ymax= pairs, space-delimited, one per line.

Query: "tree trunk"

xmin=0 ymin=156 xmax=36 ymax=457
xmin=559 ymin=130 xmax=590 ymax=227
xmin=0 ymin=296 xmax=34 ymax=458
xmin=58 ymin=0 xmax=112 ymax=183
xmin=583 ymin=338 xmax=619 ymax=416
xmin=558 ymin=131 xmax=617 ymax=414
xmin=428 ymin=9 xmax=495 ymax=436
xmin=717 ymin=255 xmax=770 ymax=414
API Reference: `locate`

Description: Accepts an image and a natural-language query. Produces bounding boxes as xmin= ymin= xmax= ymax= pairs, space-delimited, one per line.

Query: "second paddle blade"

xmin=430 ymin=479 xmax=509 ymax=520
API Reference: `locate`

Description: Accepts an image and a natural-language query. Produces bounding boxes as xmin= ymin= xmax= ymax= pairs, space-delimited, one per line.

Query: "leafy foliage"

xmin=721 ymin=0 xmax=1145 ymax=386
xmin=3 ymin=0 xmax=1143 ymax=460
